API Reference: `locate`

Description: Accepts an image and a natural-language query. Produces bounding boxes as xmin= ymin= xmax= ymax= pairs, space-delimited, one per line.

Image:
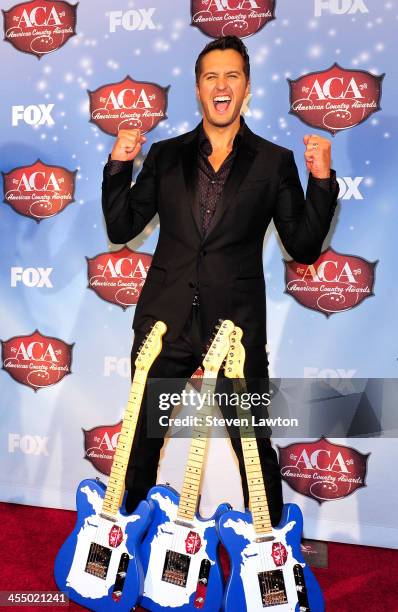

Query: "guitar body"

xmin=139 ymin=484 xmax=230 ymax=612
xmin=218 ymin=503 xmax=324 ymax=612
xmin=54 ymin=478 xmax=152 ymax=611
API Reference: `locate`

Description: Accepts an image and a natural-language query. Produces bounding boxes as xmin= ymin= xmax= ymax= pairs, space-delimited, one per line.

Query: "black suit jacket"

xmin=102 ymin=122 xmax=339 ymax=345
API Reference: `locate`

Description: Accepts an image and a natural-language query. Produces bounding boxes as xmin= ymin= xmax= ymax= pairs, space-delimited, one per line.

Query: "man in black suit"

xmin=102 ymin=36 xmax=339 ymax=525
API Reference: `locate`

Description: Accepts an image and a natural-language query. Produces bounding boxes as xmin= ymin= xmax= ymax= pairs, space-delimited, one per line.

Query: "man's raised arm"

xmin=273 ymin=134 xmax=339 ymax=264
xmin=101 ymin=128 xmax=158 ymax=244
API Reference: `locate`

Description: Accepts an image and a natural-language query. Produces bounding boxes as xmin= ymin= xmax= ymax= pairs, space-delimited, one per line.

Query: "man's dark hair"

xmin=195 ymin=35 xmax=250 ymax=83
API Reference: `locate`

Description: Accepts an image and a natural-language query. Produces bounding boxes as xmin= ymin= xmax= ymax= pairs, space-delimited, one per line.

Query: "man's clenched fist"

xmin=111 ymin=128 xmax=147 ymax=162
xmin=303 ymin=134 xmax=331 ymax=179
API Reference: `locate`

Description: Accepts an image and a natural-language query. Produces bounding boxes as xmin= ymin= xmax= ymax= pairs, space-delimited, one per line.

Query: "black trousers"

xmin=125 ymin=306 xmax=283 ymax=527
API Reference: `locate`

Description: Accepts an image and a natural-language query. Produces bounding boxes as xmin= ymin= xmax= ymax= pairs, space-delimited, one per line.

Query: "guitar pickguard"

xmin=219 ymin=505 xmax=324 ymax=612
xmin=65 ymin=484 xmax=140 ymax=599
xmin=223 ymin=516 xmax=300 ymax=610
xmin=139 ymin=486 xmax=227 ymax=611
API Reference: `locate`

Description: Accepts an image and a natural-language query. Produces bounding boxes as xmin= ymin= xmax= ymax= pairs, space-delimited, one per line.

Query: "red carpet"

xmin=0 ymin=502 xmax=397 ymax=611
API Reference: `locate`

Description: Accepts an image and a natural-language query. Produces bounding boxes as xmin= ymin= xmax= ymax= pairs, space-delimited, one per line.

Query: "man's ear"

xmin=245 ymin=79 xmax=251 ymax=98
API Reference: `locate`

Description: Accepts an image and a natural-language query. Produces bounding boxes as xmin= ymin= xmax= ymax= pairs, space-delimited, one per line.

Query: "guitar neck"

xmin=177 ymin=375 xmax=217 ymax=523
xmin=232 ymin=378 xmax=273 ymax=537
xmin=101 ymin=368 xmax=148 ymax=519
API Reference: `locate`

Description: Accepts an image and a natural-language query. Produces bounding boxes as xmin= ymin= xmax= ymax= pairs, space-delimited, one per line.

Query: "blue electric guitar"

xmin=54 ymin=321 xmax=167 ymax=611
xmin=138 ymin=320 xmax=235 ymax=611
xmin=218 ymin=327 xmax=325 ymax=612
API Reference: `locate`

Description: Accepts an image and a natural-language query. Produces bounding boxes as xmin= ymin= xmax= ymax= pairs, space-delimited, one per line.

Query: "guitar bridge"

xmin=85 ymin=543 xmax=111 ymax=580
xmin=258 ymin=569 xmax=288 ymax=607
xmin=162 ymin=550 xmax=191 ymax=587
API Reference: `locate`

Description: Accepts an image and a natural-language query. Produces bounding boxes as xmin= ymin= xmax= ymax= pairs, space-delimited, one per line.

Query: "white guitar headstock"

xmin=135 ymin=321 xmax=167 ymax=371
xmin=202 ymin=319 xmax=235 ymax=374
xmin=224 ymin=326 xmax=245 ymax=379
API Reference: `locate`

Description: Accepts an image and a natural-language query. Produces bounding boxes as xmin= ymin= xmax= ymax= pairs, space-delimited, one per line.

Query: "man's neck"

xmin=202 ymin=116 xmax=242 ymax=152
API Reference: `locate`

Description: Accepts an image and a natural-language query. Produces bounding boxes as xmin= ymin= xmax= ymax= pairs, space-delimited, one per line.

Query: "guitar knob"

xmin=196 ymin=597 xmax=204 ymax=603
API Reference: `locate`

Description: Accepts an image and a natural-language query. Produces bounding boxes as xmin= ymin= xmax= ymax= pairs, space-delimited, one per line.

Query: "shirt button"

xmin=206 ymin=209 xmax=211 ymax=214
xmin=211 ymin=180 xmax=215 ymax=184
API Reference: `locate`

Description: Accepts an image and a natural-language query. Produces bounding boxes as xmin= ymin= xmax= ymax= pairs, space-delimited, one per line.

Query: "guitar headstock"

xmin=202 ymin=319 xmax=235 ymax=374
xmin=135 ymin=321 xmax=167 ymax=371
xmin=224 ymin=326 xmax=245 ymax=379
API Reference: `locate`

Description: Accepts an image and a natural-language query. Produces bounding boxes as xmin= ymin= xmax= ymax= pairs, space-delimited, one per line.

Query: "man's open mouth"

xmin=213 ymin=95 xmax=231 ymax=113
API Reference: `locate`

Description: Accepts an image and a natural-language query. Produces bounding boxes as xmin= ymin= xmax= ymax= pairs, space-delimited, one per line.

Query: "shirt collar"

xmin=198 ymin=116 xmax=245 ymax=156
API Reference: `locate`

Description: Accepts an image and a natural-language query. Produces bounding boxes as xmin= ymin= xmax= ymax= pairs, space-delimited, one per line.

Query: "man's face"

xmin=196 ymin=49 xmax=250 ymax=129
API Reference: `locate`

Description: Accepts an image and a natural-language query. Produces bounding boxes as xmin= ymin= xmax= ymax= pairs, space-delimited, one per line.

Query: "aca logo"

xmin=88 ymin=75 xmax=169 ymax=136
xmin=83 ymin=421 xmax=122 ymax=475
xmin=284 ymin=247 xmax=377 ymax=316
xmin=2 ymin=160 xmax=76 ymax=221
xmin=278 ymin=438 xmax=369 ymax=503
xmin=191 ymin=0 xmax=275 ymax=38
xmin=3 ymin=0 xmax=77 ymax=58
xmin=1 ymin=330 xmax=73 ymax=391
xmin=314 ymin=0 xmax=369 ymax=17
xmin=87 ymin=247 xmax=152 ymax=309
xmin=288 ymin=63 xmax=384 ymax=135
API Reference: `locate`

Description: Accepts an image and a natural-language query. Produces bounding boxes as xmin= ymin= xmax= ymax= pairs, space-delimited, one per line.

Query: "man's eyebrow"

xmin=202 ymin=69 xmax=242 ymax=77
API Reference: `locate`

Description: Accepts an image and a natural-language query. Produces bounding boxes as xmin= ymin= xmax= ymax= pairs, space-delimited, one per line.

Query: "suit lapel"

xmin=204 ymin=127 xmax=257 ymax=241
xmin=181 ymin=128 xmax=202 ymax=237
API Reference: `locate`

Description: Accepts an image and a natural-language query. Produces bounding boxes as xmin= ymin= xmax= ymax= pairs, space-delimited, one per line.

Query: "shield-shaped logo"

xmin=278 ymin=438 xmax=369 ymax=504
xmin=2 ymin=160 xmax=76 ymax=221
xmin=191 ymin=0 xmax=275 ymax=39
xmin=3 ymin=0 xmax=77 ymax=58
xmin=83 ymin=421 xmax=122 ymax=475
xmin=288 ymin=63 xmax=384 ymax=135
xmin=87 ymin=247 xmax=152 ymax=310
xmin=284 ymin=247 xmax=377 ymax=316
xmin=88 ymin=75 xmax=169 ymax=136
xmin=1 ymin=330 xmax=73 ymax=391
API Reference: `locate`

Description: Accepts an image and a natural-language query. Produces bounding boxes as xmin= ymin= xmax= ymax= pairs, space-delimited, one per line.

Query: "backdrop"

xmin=1 ymin=0 xmax=397 ymax=548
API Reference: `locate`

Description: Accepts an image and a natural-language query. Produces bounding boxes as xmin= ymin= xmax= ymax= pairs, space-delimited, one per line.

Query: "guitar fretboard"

xmin=101 ymin=369 xmax=148 ymax=518
xmin=177 ymin=375 xmax=217 ymax=523
xmin=233 ymin=378 xmax=273 ymax=537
